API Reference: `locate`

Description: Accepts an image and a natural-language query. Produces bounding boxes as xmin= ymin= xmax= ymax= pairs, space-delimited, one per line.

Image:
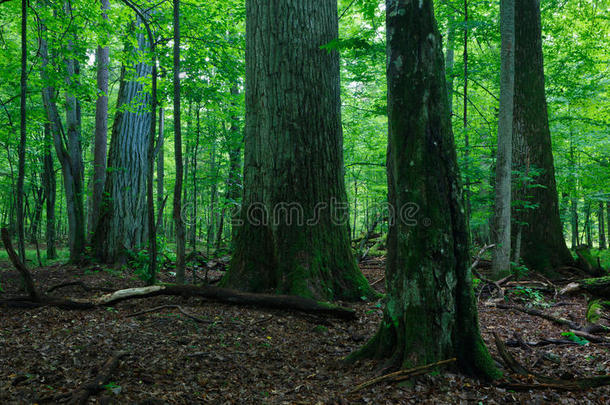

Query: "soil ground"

xmin=1 ymin=256 xmax=609 ymax=404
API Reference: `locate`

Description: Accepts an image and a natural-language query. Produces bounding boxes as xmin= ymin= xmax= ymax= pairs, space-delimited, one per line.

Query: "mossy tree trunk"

xmin=92 ymin=18 xmax=151 ymax=264
xmin=351 ymin=0 xmax=499 ymax=379
xmin=512 ymin=0 xmax=573 ymax=273
xmin=221 ymin=0 xmax=373 ymax=301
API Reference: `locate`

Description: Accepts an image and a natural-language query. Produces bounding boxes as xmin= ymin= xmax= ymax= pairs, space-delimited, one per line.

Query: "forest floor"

xmin=1 ymin=256 xmax=610 ymax=404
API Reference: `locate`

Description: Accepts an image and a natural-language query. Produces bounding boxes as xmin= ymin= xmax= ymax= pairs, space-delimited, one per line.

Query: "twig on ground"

xmin=346 ymin=358 xmax=456 ymax=395
xmin=126 ymin=304 xmax=213 ymax=323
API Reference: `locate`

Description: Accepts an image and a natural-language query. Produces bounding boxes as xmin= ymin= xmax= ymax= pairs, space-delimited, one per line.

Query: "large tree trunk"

xmin=512 ymin=0 xmax=573 ymax=273
xmin=16 ymin=0 xmax=27 ymax=261
xmin=221 ymin=0 xmax=373 ymax=301
xmin=491 ymin=0 xmax=515 ymax=277
xmin=92 ymin=18 xmax=151 ymax=264
xmin=39 ymin=15 xmax=86 ymax=263
xmin=351 ymin=0 xmax=499 ymax=379
xmin=173 ymin=0 xmax=186 ymax=283
xmin=42 ymin=123 xmax=57 ymax=260
xmin=88 ymin=0 xmax=110 ymax=240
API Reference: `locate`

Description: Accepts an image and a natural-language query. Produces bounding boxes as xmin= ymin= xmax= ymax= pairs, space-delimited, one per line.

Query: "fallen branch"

xmin=495 ymin=303 xmax=610 ymax=334
xmin=495 ymin=304 xmax=581 ymax=330
xmin=493 ymin=333 xmax=610 ymax=391
xmin=126 ymin=304 xmax=213 ymax=324
xmin=68 ymin=351 xmax=128 ymax=405
xmin=346 ymin=358 xmax=456 ymax=395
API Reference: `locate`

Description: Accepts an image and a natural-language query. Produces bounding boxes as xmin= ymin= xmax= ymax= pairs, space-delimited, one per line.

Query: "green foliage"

xmin=511 ymin=261 xmax=530 ymax=280
xmin=103 ymin=381 xmax=122 ymax=395
xmin=508 ymin=286 xmax=548 ymax=308
xmin=561 ymin=331 xmax=589 ymax=346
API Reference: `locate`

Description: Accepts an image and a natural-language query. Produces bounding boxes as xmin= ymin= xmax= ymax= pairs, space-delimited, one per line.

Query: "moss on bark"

xmin=349 ymin=0 xmax=499 ymax=380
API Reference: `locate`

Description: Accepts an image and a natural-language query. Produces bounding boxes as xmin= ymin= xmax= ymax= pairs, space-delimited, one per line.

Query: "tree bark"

xmin=92 ymin=17 xmax=152 ymax=264
xmin=512 ymin=0 xmax=573 ymax=273
xmin=350 ymin=0 xmax=499 ymax=379
xmin=221 ymin=0 xmax=373 ymax=301
xmin=492 ymin=0 xmax=514 ymax=277
xmin=598 ymin=201 xmax=606 ymax=249
xmin=173 ymin=0 xmax=186 ymax=283
xmin=16 ymin=0 xmax=27 ymax=262
xmin=88 ymin=0 xmax=110 ymax=240
xmin=156 ymin=107 xmax=165 ymax=235
xmin=42 ymin=123 xmax=57 ymax=259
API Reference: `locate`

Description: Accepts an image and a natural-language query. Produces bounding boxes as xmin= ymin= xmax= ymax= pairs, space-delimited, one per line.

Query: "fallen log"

xmin=560 ymin=276 xmax=610 ymax=299
xmin=0 ymin=228 xmax=356 ymax=320
xmin=97 ymin=285 xmax=357 ymax=320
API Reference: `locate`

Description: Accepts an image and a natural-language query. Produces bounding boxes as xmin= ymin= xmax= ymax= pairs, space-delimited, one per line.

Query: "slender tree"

xmin=88 ymin=0 xmax=110 ymax=239
xmin=512 ymin=0 xmax=573 ymax=273
xmin=350 ymin=0 xmax=499 ymax=378
xmin=221 ymin=0 xmax=373 ymax=300
xmin=156 ymin=107 xmax=165 ymax=235
xmin=173 ymin=0 xmax=186 ymax=283
xmin=598 ymin=201 xmax=606 ymax=249
xmin=39 ymin=9 xmax=86 ymax=263
xmin=492 ymin=0 xmax=515 ymax=276
xmin=42 ymin=123 xmax=56 ymax=259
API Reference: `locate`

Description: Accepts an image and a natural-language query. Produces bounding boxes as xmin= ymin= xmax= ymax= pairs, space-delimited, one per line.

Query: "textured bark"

xmin=222 ymin=0 xmax=373 ymax=301
xmin=512 ymin=0 xmax=573 ymax=273
xmin=39 ymin=15 xmax=86 ymax=263
xmin=88 ymin=0 xmax=110 ymax=239
xmin=351 ymin=0 xmax=499 ymax=379
xmin=42 ymin=123 xmax=57 ymax=259
xmin=92 ymin=18 xmax=151 ymax=263
xmin=173 ymin=0 xmax=186 ymax=283
xmin=492 ymin=0 xmax=514 ymax=276
xmin=16 ymin=0 xmax=27 ymax=261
